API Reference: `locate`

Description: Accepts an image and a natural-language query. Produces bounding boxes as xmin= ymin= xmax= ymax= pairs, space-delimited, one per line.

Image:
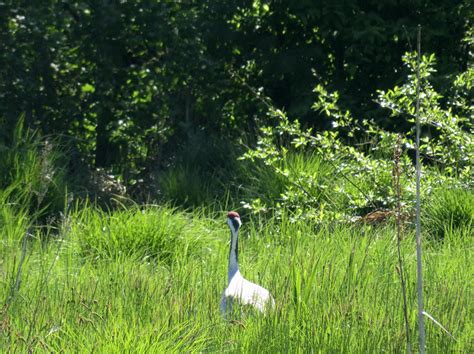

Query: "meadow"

xmin=1 ymin=201 xmax=472 ymax=352
xmin=1 ymin=2 xmax=473 ymax=352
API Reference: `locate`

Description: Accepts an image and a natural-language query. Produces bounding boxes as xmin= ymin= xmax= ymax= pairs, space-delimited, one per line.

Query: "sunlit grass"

xmin=423 ymin=187 xmax=474 ymax=240
xmin=1 ymin=206 xmax=472 ymax=352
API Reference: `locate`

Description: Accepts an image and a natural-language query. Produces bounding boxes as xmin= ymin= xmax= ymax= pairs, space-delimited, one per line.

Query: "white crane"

xmin=220 ymin=211 xmax=274 ymax=316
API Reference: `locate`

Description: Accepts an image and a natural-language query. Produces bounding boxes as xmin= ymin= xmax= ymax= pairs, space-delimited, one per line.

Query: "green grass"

xmin=157 ymin=164 xmax=218 ymax=208
xmin=239 ymin=152 xmax=335 ymax=204
xmin=0 ymin=117 xmax=67 ymax=216
xmin=423 ymin=187 xmax=474 ymax=240
xmin=1 ymin=206 xmax=472 ymax=352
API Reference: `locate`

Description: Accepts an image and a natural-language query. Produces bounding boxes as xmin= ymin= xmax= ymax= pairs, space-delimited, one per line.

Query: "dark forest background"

xmin=0 ymin=0 xmax=472 ymax=208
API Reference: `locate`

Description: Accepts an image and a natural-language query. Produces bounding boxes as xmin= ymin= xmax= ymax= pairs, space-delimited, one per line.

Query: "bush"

xmin=240 ymin=52 xmax=473 ymax=223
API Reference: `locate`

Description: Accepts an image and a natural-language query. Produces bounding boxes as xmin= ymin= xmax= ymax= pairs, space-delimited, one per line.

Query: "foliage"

xmin=155 ymin=132 xmax=240 ymax=208
xmin=378 ymin=52 xmax=473 ymax=181
xmin=241 ymin=51 xmax=473 ymax=221
xmin=0 ymin=1 xmax=471 ymax=194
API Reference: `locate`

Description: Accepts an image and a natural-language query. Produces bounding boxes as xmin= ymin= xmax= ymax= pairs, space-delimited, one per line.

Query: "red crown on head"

xmin=227 ymin=211 xmax=240 ymax=219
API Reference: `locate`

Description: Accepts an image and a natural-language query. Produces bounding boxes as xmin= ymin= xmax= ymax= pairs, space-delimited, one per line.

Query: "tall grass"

xmin=156 ymin=132 xmax=239 ymax=208
xmin=0 ymin=117 xmax=67 ymax=216
xmin=1 ymin=207 xmax=472 ymax=352
xmin=423 ymin=188 xmax=474 ymax=240
xmin=157 ymin=165 xmax=217 ymax=208
xmin=69 ymin=204 xmax=217 ymax=262
xmin=0 ymin=186 xmax=31 ymax=246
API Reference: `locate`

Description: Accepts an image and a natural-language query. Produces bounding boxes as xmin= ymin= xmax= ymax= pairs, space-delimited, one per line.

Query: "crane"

xmin=220 ymin=211 xmax=274 ymax=316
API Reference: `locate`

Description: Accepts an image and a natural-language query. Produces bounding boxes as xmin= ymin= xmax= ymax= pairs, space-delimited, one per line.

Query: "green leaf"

xmin=81 ymin=83 xmax=95 ymax=93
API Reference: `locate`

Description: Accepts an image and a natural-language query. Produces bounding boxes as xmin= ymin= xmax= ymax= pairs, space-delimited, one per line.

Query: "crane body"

xmin=220 ymin=211 xmax=274 ymax=315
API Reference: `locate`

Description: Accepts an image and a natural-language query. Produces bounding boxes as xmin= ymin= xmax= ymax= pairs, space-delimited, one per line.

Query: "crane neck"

xmin=228 ymin=228 xmax=239 ymax=283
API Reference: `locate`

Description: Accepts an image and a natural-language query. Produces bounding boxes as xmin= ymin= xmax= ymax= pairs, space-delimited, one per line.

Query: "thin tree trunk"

xmin=415 ymin=24 xmax=426 ymax=354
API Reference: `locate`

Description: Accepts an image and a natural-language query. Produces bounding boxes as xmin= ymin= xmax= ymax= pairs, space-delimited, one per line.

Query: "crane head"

xmin=227 ymin=211 xmax=241 ymax=233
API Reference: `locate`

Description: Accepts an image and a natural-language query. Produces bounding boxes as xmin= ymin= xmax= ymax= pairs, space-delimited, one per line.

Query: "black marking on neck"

xmin=231 ymin=218 xmax=240 ymax=231
xmin=234 ymin=236 xmax=238 ymax=262
xmin=229 ymin=230 xmax=238 ymax=264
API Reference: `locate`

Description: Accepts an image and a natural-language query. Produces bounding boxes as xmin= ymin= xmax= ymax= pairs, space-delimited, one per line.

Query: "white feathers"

xmin=221 ymin=270 xmax=274 ymax=314
xmin=220 ymin=212 xmax=274 ymax=316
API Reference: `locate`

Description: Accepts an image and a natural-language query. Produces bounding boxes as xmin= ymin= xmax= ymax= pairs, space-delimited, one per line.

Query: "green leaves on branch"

xmin=241 ymin=52 xmax=473 ymax=222
xmin=241 ymin=95 xmax=396 ymax=221
xmin=378 ymin=52 xmax=473 ymax=180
